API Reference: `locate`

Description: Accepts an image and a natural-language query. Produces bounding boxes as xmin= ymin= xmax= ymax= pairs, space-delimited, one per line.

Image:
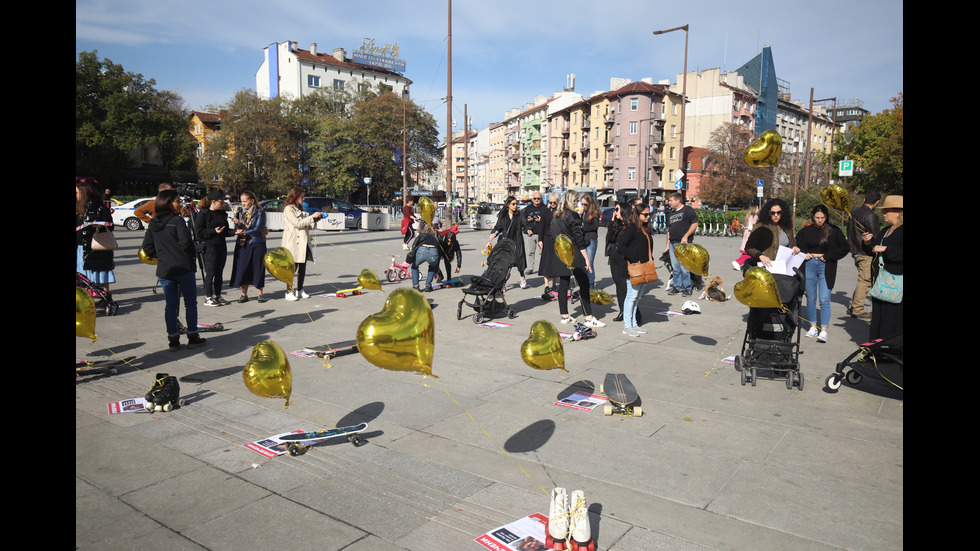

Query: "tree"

xmin=698 ymin=123 xmax=770 ymax=208
xmin=832 ymin=93 xmax=903 ymax=195
xmin=75 ymin=51 xmax=194 ymax=182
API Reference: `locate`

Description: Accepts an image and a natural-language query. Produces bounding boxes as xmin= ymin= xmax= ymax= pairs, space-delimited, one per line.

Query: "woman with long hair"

xmin=733 ymin=205 xmax=760 ymax=270
xmin=744 ymin=198 xmax=795 ymax=269
xmin=230 ymin=190 xmax=268 ymax=303
xmin=579 ymin=194 xmax=601 ymax=287
xmin=490 ymin=196 xmax=528 ymax=288
xmin=196 ymin=190 xmax=231 ymax=306
xmin=281 ymin=187 xmax=324 ymax=300
xmin=552 ymin=190 xmax=605 ymax=327
xmin=616 ymin=202 xmax=655 ymax=337
xmin=605 ymin=202 xmax=632 ymax=321
xmin=537 ymin=193 xmax=562 ymax=295
xmin=793 ymin=205 xmax=848 ymax=342
xmin=76 ymin=178 xmax=115 ymax=294
xmin=862 ymin=195 xmax=903 ymax=341
xmin=141 ymin=189 xmax=206 ymax=351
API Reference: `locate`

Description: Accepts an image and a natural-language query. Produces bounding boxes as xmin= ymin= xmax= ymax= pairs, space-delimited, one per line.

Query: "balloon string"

xmin=436 ymin=380 xmax=551 ymax=499
xmin=303 ymin=310 xmax=335 ymax=370
xmin=861 ymin=345 xmax=903 ymax=391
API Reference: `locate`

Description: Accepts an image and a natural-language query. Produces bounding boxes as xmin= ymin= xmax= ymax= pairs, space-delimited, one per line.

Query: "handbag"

xmin=869 ymin=246 xmax=902 ymax=303
xmin=91 ymin=226 xmax=118 ymax=251
xmin=626 ymin=231 xmax=658 ymax=285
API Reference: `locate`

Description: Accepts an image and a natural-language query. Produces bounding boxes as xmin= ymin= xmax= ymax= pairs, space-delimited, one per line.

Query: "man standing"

xmin=136 ymin=183 xmax=174 ymax=223
xmin=664 ymin=192 xmax=698 ymax=296
xmin=847 ymin=191 xmax=880 ymax=319
xmin=522 ymin=192 xmax=547 ymax=274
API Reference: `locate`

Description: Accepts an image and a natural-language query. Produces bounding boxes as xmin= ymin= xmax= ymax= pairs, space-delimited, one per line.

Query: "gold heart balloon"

xmin=521 ymin=320 xmax=566 ymax=371
xmin=820 ymin=184 xmax=850 ymax=212
xmin=733 ymin=267 xmax=784 ymax=310
xmin=674 ymin=243 xmax=710 ymax=277
xmin=589 ymin=289 xmax=614 ymax=305
xmin=357 ymin=288 xmax=435 ymax=377
xmin=358 ymin=268 xmax=382 ymax=291
xmin=76 ymin=287 xmax=97 ymax=342
xmin=555 ymin=234 xmax=575 ymax=268
xmin=743 ymin=130 xmax=782 ymax=168
xmin=264 ymin=247 xmax=295 ymax=290
xmin=418 ymin=197 xmax=435 ymax=226
xmin=138 ymin=248 xmax=158 ymax=265
xmin=242 ymin=340 xmax=293 ymax=408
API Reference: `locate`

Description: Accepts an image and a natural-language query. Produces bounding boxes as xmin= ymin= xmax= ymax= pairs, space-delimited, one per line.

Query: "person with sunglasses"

xmin=490 ymin=196 xmax=529 ymax=288
xmin=744 ymin=198 xmax=796 ymax=270
xmin=537 ymin=193 xmax=562 ymax=294
xmin=664 ymin=192 xmax=698 ymax=296
xmin=522 ymin=192 xmax=547 ymax=275
xmin=605 ymin=202 xmax=632 ymax=321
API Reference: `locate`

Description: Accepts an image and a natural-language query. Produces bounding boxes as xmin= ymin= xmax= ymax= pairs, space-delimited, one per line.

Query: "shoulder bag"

xmin=627 ymin=230 xmax=658 ymax=285
xmin=91 ymin=225 xmax=118 ymax=251
xmin=868 ymin=236 xmax=902 ymax=303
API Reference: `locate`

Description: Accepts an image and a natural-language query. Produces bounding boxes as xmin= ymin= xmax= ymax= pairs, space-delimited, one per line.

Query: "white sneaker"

xmin=569 ymin=490 xmax=591 ymax=544
xmin=817 ymin=330 xmax=828 ymax=343
xmin=560 ymin=316 xmax=575 ymax=325
xmin=520 ymin=277 xmax=527 ymax=289
xmin=285 ymin=291 xmax=299 ymax=301
xmin=623 ymin=327 xmax=640 ymax=337
xmin=634 ymin=326 xmax=647 ymax=334
xmin=732 ymin=260 xmax=741 ymax=271
xmin=299 ymin=290 xmax=310 ymax=299
xmin=582 ymin=318 xmax=605 ymax=328
xmin=805 ymin=327 xmax=818 ymax=338
xmin=548 ymin=487 xmax=569 ymax=540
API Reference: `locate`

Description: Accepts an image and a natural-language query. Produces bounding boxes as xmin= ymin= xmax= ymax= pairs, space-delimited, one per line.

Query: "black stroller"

xmin=76 ymin=272 xmax=118 ymax=316
xmin=457 ymin=238 xmax=517 ymax=323
xmin=826 ymin=331 xmax=903 ymax=393
xmin=736 ymin=269 xmax=805 ymax=389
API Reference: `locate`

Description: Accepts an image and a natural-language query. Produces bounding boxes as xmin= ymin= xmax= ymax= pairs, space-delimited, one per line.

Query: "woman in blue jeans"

xmin=615 ymin=203 xmax=655 ymax=337
xmin=579 ymin=194 xmax=601 ymax=287
xmin=141 ymin=189 xmax=206 ymax=351
xmin=410 ymin=221 xmax=441 ymax=292
xmin=793 ymin=205 xmax=848 ymax=343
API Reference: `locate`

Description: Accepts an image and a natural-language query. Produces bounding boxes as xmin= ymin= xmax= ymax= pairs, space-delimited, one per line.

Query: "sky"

xmin=76 ymin=0 xmax=903 ymax=137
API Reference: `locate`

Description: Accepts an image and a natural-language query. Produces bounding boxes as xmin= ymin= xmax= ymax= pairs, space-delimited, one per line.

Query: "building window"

xmin=627 ymin=167 xmax=636 ymax=180
xmin=308 ymin=75 xmax=321 ymax=87
xmin=333 ymin=79 xmax=345 ymax=91
xmin=630 ymin=98 xmax=638 ymax=111
xmin=628 ymin=144 xmax=637 ymax=157
xmin=629 ymin=121 xmax=637 ymax=134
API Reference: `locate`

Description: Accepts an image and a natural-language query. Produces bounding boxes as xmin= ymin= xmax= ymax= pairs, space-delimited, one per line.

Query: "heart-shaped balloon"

xmin=743 ymin=130 xmax=782 ymax=167
xmin=734 ymin=267 xmax=784 ymax=310
xmin=76 ymin=287 xmax=97 ymax=342
xmin=555 ymin=234 xmax=575 ymax=268
xmin=357 ymin=288 xmax=434 ymax=377
xmin=264 ymin=247 xmax=295 ymax=290
xmin=674 ymin=243 xmax=710 ymax=277
xmin=242 ymin=340 xmax=292 ymax=408
xmin=418 ymin=197 xmax=435 ymax=226
xmin=358 ymin=268 xmax=382 ymax=291
xmin=820 ymin=184 xmax=850 ymax=212
xmin=589 ymin=289 xmax=614 ymax=305
xmin=138 ymin=248 xmax=158 ymax=265
xmin=521 ymin=320 xmax=566 ymax=371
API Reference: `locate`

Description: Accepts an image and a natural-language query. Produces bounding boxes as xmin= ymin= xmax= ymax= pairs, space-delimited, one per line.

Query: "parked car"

xmin=599 ymin=207 xmax=617 ymax=228
xmin=301 ymin=196 xmax=368 ymax=229
xmin=259 ymin=199 xmax=286 ymax=212
xmin=111 ymin=197 xmax=156 ymax=230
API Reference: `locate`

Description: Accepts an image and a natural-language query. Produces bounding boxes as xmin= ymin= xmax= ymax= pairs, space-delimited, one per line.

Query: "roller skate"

xmin=546 ymin=487 xmax=569 ymax=550
xmin=144 ymin=373 xmax=186 ymax=412
xmin=568 ymin=490 xmax=594 ymax=551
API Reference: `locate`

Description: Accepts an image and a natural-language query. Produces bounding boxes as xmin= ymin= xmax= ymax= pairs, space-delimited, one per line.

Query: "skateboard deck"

xmin=177 ymin=322 xmax=224 ymax=334
xmin=435 ymin=277 xmax=463 ymax=289
xmin=306 ymin=340 xmax=359 ymax=359
xmin=600 ymin=373 xmax=642 ymax=417
xmin=279 ymin=422 xmax=368 ymax=455
xmin=334 ymin=286 xmax=364 ymax=298
xmin=76 ymin=356 xmax=135 ymax=375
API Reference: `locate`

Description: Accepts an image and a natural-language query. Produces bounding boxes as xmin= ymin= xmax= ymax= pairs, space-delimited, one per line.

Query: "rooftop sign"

xmin=351 ymin=38 xmax=406 ymax=74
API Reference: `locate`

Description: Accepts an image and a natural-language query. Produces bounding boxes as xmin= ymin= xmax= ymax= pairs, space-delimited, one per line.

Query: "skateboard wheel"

xmin=603 ymin=404 xmax=612 ymax=416
xmin=598 ymin=384 xmax=604 ymax=393
xmin=633 ymin=406 xmax=642 ymax=417
xmin=350 ymin=435 xmax=365 ymax=447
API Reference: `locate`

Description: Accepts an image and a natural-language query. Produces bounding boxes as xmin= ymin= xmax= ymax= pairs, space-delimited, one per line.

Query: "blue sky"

xmin=77 ymin=0 xmax=903 ymax=136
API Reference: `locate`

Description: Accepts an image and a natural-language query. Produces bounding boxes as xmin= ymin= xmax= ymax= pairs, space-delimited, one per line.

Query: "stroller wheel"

xmin=473 ymin=312 xmax=485 ymax=324
xmin=508 ymin=309 xmax=516 ymax=319
xmin=456 ymin=300 xmax=463 ymax=320
xmin=740 ymin=367 xmax=747 ymax=386
xmin=786 ymin=372 xmax=794 ymax=390
xmin=751 ymin=368 xmax=757 ymax=387
xmin=826 ymin=373 xmax=842 ymax=392
xmin=733 ymin=355 xmax=743 ymax=372
xmin=845 ymin=370 xmax=863 ymax=385
xmin=796 ymin=372 xmax=804 ymax=391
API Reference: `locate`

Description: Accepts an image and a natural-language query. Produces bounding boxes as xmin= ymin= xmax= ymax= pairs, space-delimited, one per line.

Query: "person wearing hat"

xmin=862 ymin=195 xmax=903 ymax=340
xmin=195 ymin=190 xmax=231 ymax=306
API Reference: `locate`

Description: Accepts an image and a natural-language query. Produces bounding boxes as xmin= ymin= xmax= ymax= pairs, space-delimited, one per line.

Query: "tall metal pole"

xmin=464 ymin=103 xmax=469 ymax=208
xmin=402 ymin=90 xmax=408 ymax=206
xmin=652 ymin=24 xmax=688 ymax=197
xmin=446 ymin=0 xmax=453 ymax=197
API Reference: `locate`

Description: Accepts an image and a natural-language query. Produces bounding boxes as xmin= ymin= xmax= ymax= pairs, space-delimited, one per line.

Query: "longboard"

xmin=306 ymin=340 xmax=359 ymax=359
xmin=177 ymin=322 xmax=224 ymax=334
xmin=600 ymin=373 xmax=642 ymax=417
xmin=435 ymin=277 xmax=463 ymax=289
xmin=279 ymin=422 xmax=368 ymax=455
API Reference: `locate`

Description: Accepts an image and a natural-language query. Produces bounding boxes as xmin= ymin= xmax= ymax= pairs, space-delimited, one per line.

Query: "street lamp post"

xmin=653 ymin=24 xmax=688 ymax=197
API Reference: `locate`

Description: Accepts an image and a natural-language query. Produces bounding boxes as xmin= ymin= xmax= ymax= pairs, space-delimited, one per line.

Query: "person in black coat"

xmin=76 ymin=179 xmax=115 ymax=293
xmin=793 ymin=205 xmax=848 ymax=342
xmin=616 ymin=202 xmax=655 ymax=337
xmin=435 ymin=228 xmax=462 ymax=282
xmin=491 ymin=196 xmax=528 ymax=288
xmin=195 ymin=190 xmax=231 ymax=306
xmin=605 ymin=202 xmax=631 ymax=321
xmin=552 ymin=190 xmax=605 ymax=328
xmin=862 ymin=195 xmax=903 ymax=341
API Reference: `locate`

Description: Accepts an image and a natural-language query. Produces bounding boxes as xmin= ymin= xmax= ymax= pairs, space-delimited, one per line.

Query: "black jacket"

xmin=848 ymin=204 xmax=879 ymax=254
xmin=142 ymin=211 xmax=196 ymax=279
xmin=616 ymin=225 xmax=654 ymax=264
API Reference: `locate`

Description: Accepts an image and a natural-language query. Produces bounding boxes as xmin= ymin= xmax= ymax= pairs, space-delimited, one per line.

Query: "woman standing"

xmin=76 ymin=179 xmax=115 ymax=294
xmin=579 ymin=194 xmax=601 ymax=287
xmin=744 ymin=198 xmax=795 ymax=269
xmin=281 ymin=187 xmax=324 ymax=300
xmin=733 ymin=205 xmax=760 ymax=270
xmin=230 ymin=191 xmax=268 ymax=303
xmin=863 ymin=195 xmax=903 ymax=341
xmin=196 ymin=190 xmax=231 ymax=306
xmin=141 ymin=190 xmax=206 ymax=351
xmin=552 ymin=191 xmax=604 ymax=328
xmin=616 ymin=203 xmax=655 ymax=337
xmin=491 ymin=196 xmax=528 ymax=288
xmin=401 ymin=196 xmax=418 ymax=251
xmin=537 ymin=194 xmax=562 ymax=296
xmin=605 ymin=202 xmax=631 ymax=322
xmin=793 ymin=205 xmax=848 ymax=342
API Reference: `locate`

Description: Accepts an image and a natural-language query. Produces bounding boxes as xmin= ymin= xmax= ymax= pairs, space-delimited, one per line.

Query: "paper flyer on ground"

xmin=289 ymin=348 xmax=322 ymax=358
xmin=657 ymin=310 xmax=685 ymax=317
xmin=475 ymin=512 xmax=548 ymax=551
xmin=477 ymin=321 xmax=513 ymax=328
xmin=720 ymin=355 xmax=736 ymax=364
xmin=107 ymin=397 xmax=148 ymax=414
xmin=559 ymin=332 xmax=576 ymax=341
xmin=244 ymin=430 xmax=308 ymax=458
xmin=555 ymin=392 xmax=608 ymax=411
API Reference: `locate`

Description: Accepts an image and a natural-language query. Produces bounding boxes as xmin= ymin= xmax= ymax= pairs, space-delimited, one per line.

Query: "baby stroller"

xmin=76 ymin=272 xmax=118 ymax=316
xmin=826 ymin=331 xmax=903 ymax=393
xmin=735 ymin=269 xmax=805 ymax=389
xmin=457 ymin=238 xmax=517 ymax=323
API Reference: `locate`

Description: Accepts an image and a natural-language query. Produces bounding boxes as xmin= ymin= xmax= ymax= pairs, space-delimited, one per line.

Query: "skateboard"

xmin=306 ymin=340 xmax=359 ymax=359
xmin=600 ymin=373 xmax=642 ymax=417
xmin=435 ymin=277 xmax=463 ymax=289
xmin=76 ymin=356 xmax=135 ymax=376
xmin=279 ymin=422 xmax=368 ymax=455
xmin=177 ymin=321 xmax=224 ymax=334
xmin=335 ymin=286 xmax=364 ymax=298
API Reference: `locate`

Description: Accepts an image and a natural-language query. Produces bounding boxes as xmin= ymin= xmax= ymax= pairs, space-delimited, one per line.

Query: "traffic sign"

xmin=757 ymin=179 xmax=764 ymax=198
xmin=674 ymin=180 xmax=683 ymax=190
xmin=839 ymin=160 xmax=854 ymax=177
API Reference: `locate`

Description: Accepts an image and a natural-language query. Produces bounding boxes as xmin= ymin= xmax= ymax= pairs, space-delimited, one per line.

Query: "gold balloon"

xmin=555 ymin=234 xmax=575 ymax=268
xmin=820 ymin=184 xmax=850 ymax=212
xmin=418 ymin=197 xmax=435 ymax=226
xmin=734 ymin=267 xmax=784 ymax=310
xmin=743 ymin=130 xmax=782 ymax=168
xmin=264 ymin=247 xmax=295 ymax=290
xmin=589 ymin=289 xmax=614 ymax=305
xmin=138 ymin=248 xmax=158 ymax=265
xmin=242 ymin=340 xmax=293 ymax=408
xmin=76 ymin=287 xmax=97 ymax=342
xmin=358 ymin=268 xmax=382 ymax=291
xmin=520 ymin=320 xmax=566 ymax=371
xmin=674 ymin=243 xmax=710 ymax=277
xmin=357 ymin=288 xmax=435 ymax=377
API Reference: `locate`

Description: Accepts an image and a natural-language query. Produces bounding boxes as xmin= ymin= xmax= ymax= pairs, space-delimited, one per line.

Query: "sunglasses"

xmin=770 ymin=210 xmax=783 ymax=215
xmin=532 ymin=197 xmax=542 ymax=201
xmin=639 ymin=212 xmax=651 ymax=217
xmin=549 ymin=202 xmax=557 ymax=206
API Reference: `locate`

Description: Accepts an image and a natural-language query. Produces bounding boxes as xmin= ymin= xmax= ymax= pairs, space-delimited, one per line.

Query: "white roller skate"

xmin=568 ymin=490 xmax=594 ymax=551
xmin=547 ymin=487 xmax=569 ymax=549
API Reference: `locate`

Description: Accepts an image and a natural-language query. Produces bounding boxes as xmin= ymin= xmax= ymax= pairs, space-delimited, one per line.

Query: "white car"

xmin=111 ymin=197 xmax=156 ymax=230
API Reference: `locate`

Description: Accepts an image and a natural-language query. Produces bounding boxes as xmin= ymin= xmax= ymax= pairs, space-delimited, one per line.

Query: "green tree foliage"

xmin=832 ymin=93 xmax=903 ymax=195
xmin=699 ymin=123 xmax=771 ymax=208
xmin=76 ymin=51 xmax=194 ymax=182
